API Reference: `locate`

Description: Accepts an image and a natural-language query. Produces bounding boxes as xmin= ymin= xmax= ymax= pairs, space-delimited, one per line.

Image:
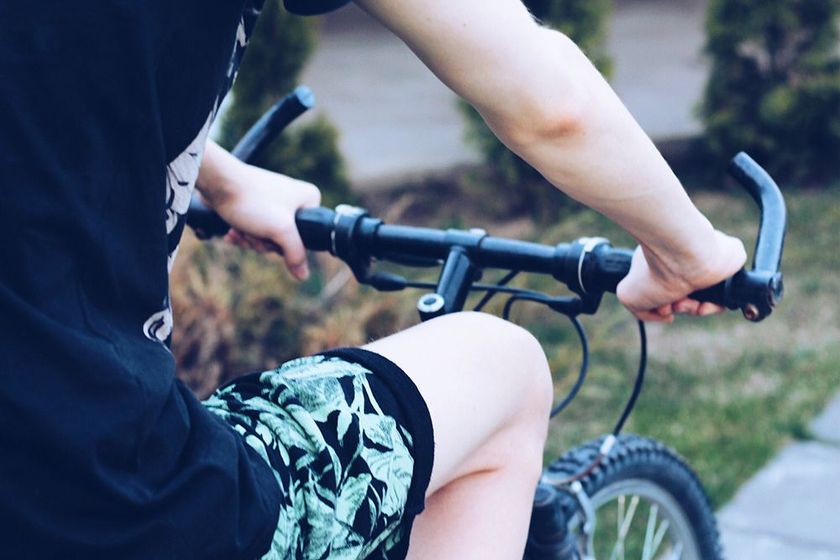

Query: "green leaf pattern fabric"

xmin=204 ymin=355 xmax=417 ymax=559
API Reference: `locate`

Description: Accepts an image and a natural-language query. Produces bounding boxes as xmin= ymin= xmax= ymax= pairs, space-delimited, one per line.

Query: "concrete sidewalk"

xmin=718 ymin=394 xmax=840 ymax=559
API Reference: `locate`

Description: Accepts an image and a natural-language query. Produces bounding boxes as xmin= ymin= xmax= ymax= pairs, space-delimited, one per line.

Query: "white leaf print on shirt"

xmin=165 ymin=111 xmax=213 ymax=235
xmin=236 ymin=17 xmax=247 ymax=47
xmin=143 ymin=303 xmax=174 ymax=345
xmin=143 ymin=7 xmax=255 ymax=345
xmin=146 ymin=110 xmax=213 ymax=344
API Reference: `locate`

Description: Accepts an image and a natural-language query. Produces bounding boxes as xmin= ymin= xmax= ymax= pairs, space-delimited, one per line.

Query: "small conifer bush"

xmin=218 ymin=0 xmax=350 ymax=204
xmin=700 ymin=0 xmax=840 ymax=182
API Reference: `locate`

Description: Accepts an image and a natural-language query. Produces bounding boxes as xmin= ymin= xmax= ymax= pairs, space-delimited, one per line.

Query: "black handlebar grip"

xmin=725 ymin=153 xmax=786 ymax=321
xmin=729 ymin=153 xmax=786 ymax=274
xmin=592 ymin=246 xmax=764 ymax=313
xmin=295 ymin=207 xmax=335 ymax=252
xmin=187 ymin=196 xmax=231 ymax=239
xmin=231 ymin=86 xmax=315 ymax=162
xmin=689 ymin=280 xmax=730 ymax=308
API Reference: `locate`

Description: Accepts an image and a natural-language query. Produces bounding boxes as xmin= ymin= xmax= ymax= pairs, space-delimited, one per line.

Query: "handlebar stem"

xmin=418 ymin=247 xmax=481 ymax=321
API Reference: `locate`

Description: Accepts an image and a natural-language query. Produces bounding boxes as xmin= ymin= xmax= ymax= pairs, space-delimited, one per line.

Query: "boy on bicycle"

xmin=0 ymin=0 xmax=744 ymax=557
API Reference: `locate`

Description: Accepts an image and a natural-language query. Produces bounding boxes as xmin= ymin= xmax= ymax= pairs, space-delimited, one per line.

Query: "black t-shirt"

xmin=0 ymin=0 xmax=348 ymax=557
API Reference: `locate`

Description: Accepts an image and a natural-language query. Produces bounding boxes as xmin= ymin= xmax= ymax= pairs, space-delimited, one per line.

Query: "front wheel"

xmin=533 ymin=435 xmax=723 ymax=560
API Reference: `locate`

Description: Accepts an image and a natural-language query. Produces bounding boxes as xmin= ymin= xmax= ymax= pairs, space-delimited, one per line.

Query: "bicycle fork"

xmin=525 ymin=480 xmax=596 ymax=560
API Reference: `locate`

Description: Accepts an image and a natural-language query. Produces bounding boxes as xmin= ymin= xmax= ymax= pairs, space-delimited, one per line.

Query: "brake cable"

xmin=612 ymin=320 xmax=646 ymax=435
xmin=551 ymin=319 xmax=648 ymax=485
xmin=551 ymin=316 xmax=589 ymax=417
xmin=473 ymin=270 xmax=520 ymax=312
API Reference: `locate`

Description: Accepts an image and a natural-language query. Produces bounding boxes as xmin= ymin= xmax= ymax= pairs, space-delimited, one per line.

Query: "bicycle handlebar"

xmin=185 ymin=87 xmax=786 ymax=322
xmin=294 ymin=153 xmax=785 ymax=322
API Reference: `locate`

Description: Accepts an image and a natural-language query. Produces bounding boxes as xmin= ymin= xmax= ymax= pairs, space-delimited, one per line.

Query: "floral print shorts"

xmin=203 ymin=348 xmax=435 ymax=560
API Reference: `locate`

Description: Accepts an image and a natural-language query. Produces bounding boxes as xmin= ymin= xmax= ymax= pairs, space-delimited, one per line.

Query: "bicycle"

xmin=188 ymin=88 xmax=787 ymax=560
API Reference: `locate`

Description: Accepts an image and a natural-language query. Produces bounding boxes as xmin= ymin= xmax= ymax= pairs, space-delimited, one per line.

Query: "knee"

xmin=448 ymin=312 xmax=553 ymax=426
xmin=413 ymin=312 xmax=553 ymax=483
xmin=467 ymin=313 xmax=551 ymax=479
xmin=507 ymin=323 xmax=553 ymax=467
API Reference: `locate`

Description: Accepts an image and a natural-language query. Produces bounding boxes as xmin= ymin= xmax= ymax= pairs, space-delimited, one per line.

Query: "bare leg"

xmin=364 ymin=312 xmax=552 ymax=560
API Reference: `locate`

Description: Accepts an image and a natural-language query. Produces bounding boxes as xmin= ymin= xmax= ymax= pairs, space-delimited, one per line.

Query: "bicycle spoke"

xmin=608 ymin=537 xmax=624 ymax=560
xmin=650 ymin=518 xmax=671 ymax=559
xmin=609 ymin=496 xmax=625 ymax=560
xmin=635 ymin=502 xmax=677 ymax=560
xmin=620 ymin=496 xmax=640 ymax=541
xmin=642 ymin=504 xmax=658 ymax=560
xmin=609 ymin=495 xmax=640 ymax=560
xmin=618 ymin=494 xmax=624 ymax=537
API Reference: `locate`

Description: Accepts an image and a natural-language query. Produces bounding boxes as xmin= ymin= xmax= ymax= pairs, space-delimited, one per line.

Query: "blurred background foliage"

xmin=459 ymin=0 xmax=612 ymax=222
xmin=700 ymin=0 xmax=840 ymax=182
xmin=172 ymin=232 xmax=405 ymax=397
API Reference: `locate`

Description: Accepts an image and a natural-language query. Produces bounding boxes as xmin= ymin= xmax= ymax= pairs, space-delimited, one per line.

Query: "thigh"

xmin=364 ymin=311 xmax=552 ymax=495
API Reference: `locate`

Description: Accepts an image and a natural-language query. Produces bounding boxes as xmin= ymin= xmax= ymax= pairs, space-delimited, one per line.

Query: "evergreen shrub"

xmin=218 ymin=0 xmax=350 ymax=205
xmin=700 ymin=0 xmax=840 ymax=182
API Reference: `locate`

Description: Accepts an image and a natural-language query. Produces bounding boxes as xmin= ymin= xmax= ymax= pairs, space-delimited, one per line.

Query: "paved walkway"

xmin=301 ymin=0 xmax=708 ymax=186
xmin=300 ymin=4 xmax=476 ymax=186
xmin=718 ymin=394 xmax=840 ymax=559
